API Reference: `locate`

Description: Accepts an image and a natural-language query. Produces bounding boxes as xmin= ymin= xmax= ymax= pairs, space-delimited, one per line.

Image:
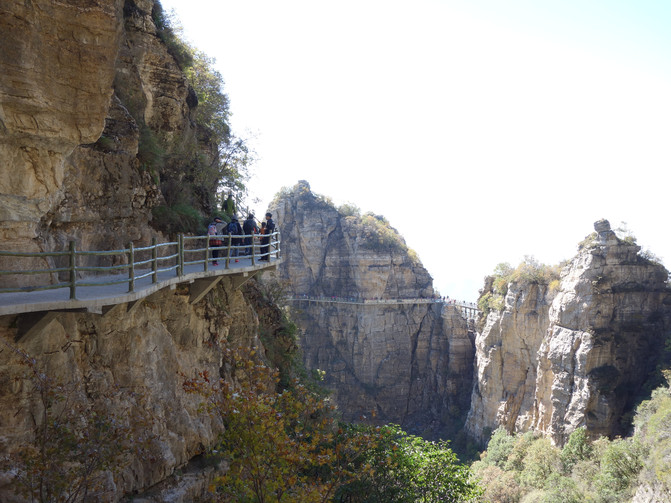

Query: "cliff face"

xmin=0 ymin=278 xmax=274 ymax=502
xmin=0 ymin=0 xmax=210 ymax=286
xmin=466 ymin=220 xmax=671 ymax=445
xmin=0 ymin=0 xmax=124 ymax=260
xmin=269 ymin=181 xmax=475 ymax=435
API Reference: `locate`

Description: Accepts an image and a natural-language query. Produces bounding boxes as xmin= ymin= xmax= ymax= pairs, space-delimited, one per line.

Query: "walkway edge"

xmin=0 ymin=260 xmax=280 ymax=317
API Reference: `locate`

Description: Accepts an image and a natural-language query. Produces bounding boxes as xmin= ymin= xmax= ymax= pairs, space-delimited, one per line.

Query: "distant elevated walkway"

xmin=285 ymin=295 xmax=480 ymax=319
xmin=0 ymin=232 xmax=281 ymax=316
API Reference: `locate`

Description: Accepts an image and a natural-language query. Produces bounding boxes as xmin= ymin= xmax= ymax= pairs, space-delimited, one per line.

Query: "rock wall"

xmin=0 ymin=0 xmax=125 ymax=276
xmin=269 ymin=181 xmax=475 ymax=436
xmin=0 ymin=0 xmax=211 ymax=287
xmin=466 ymin=220 xmax=671 ymax=445
xmin=0 ymin=278 xmax=280 ymax=502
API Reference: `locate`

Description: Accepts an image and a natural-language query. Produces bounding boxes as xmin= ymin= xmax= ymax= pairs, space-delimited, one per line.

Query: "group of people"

xmin=208 ymin=212 xmax=276 ymax=266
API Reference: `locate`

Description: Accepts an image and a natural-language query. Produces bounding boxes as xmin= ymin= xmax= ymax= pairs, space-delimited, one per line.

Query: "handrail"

xmin=285 ymin=294 xmax=478 ymax=309
xmin=0 ymin=231 xmax=281 ymax=300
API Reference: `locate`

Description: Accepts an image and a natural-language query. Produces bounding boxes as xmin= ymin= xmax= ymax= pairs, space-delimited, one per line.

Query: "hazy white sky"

xmin=160 ymin=0 xmax=671 ymax=301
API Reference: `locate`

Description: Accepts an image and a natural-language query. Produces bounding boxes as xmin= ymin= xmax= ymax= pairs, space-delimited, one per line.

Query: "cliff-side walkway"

xmin=0 ymin=233 xmax=281 ymax=316
xmin=285 ymin=295 xmax=480 ymax=319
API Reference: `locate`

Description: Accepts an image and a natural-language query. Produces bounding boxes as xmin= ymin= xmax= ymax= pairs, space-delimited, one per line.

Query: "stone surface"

xmin=0 ymin=278 xmax=264 ymax=502
xmin=466 ymin=223 xmax=671 ymax=445
xmin=268 ymin=181 xmax=475 ymax=436
xmin=0 ymin=0 xmax=213 ymax=288
xmin=0 ymin=0 xmax=123 ymax=252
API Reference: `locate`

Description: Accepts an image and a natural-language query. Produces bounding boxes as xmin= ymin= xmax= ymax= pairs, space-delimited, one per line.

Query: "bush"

xmin=519 ymin=438 xmax=561 ymax=489
xmin=474 ymin=464 xmax=521 ymax=503
xmin=484 ymin=427 xmax=516 ymax=468
xmin=561 ymin=427 xmax=592 ymax=473
xmin=152 ymin=2 xmax=194 ymax=70
xmin=338 ymin=203 xmax=361 ymax=217
xmin=151 ymin=203 xmax=205 ymax=235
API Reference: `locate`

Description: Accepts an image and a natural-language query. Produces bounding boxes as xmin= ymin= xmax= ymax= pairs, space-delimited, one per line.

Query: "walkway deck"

xmin=0 ymin=257 xmax=281 ymax=317
xmin=285 ymin=295 xmax=481 ymax=319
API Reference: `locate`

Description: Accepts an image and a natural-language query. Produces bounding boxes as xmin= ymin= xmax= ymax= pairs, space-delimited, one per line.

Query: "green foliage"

xmin=334 ymin=424 xmax=481 ymax=503
xmin=152 ymin=2 xmax=193 ymax=70
xmin=519 ymin=438 xmax=561 ymax=489
xmin=635 ymin=386 xmax=671 ymax=489
xmin=137 ymin=124 xmax=165 ymax=171
xmin=483 ymin=427 xmax=516 ymax=468
xmin=478 ymin=258 xmax=560 ymax=317
xmin=357 ymin=213 xmax=407 ymax=252
xmin=473 ymin=464 xmax=521 ymax=503
xmin=184 ymin=347 xmax=480 ymax=503
xmin=539 ymin=474 xmax=582 ymax=503
xmin=151 ymin=203 xmax=206 ymax=235
xmin=186 ymin=50 xmax=231 ymax=141
xmin=561 ymin=427 xmax=592 ymax=473
xmin=474 ymin=416 xmax=657 ymax=502
xmin=338 ymin=203 xmax=361 ymax=217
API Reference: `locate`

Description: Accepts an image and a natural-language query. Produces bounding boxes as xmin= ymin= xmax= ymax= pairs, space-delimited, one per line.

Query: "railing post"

xmin=251 ymin=234 xmax=256 ymax=266
xmin=204 ymin=236 xmax=209 ymax=272
xmin=151 ymin=237 xmax=158 ymax=283
xmin=69 ymin=240 xmax=76 ymax=300
xmin=225 ymin=235 xmax=231 ymax=269
xmin=178 ymin=234 xmax=184 ymax=276
xmin=128 ymin=242 xmax=135 ymax=292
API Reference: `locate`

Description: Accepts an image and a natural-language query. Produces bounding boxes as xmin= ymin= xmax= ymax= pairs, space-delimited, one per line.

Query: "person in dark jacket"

xmin=227 ymin=215 xmax=243 ymax=262
xmin=242 ymin=214 xmax=259 ymax=257
xmin=260 ymin=212 xmax=276 ymax=261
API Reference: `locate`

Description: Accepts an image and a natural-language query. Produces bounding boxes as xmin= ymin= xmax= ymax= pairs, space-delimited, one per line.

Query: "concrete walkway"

xmin=0 ymin=256 xmax=280 ymax=316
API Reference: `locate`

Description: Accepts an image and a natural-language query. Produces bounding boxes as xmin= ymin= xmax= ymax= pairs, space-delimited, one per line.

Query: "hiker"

xmin=222 ymin=193 xmax=236 ymax=218
xmin=227 ymin=215 xmax=243 ymax=262
xmin=208 ymin=217 xmax=224 ymax=266
xmin=243 ymin=214 xmax=259 ymax=257
xmin=260 ymin=212 xmax=275 ymax=261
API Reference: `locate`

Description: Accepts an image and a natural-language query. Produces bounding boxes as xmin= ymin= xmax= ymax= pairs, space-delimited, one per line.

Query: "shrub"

xmin=484 ymin=427 xmax=516 ymax=468
xmin=339 ymin=203 xmax=361 ymax=217
xmin=151 ymin=203 xmax=205 ymax=235
xmin=474 ymin=464 xmax=522 ymax=503
xmin=561 ymin=427 xmax=592 ymax=473
xmin=519 ymin=437 xmax=561 ymax=489
xmin=152 ymin=2 xmax=194 ymax=70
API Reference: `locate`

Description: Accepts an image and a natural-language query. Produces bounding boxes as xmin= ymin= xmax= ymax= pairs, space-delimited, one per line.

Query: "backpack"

xmin=227 ymin=221 xmax=240 ymax=235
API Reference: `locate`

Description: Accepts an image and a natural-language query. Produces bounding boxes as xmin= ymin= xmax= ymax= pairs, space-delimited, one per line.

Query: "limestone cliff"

xmin=0 ymin=0 xmax=212 ymax=287
xmin=466 ymin=220 xmax=671 ymax=445
xmin=0 ymin=277 xmax=292 ymax=502
xmin=269 ymin=181 xmax=475 ymax=436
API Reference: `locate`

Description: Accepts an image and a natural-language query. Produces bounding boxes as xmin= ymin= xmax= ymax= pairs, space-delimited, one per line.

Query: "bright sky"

xmin=160 ymin=0 xmax=671 ymax=301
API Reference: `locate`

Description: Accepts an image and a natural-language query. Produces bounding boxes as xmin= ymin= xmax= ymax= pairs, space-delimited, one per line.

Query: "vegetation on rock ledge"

xmin=473 ymin=371 xmax=671 ymax=502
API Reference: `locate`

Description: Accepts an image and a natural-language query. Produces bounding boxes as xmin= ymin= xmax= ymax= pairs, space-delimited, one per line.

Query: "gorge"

xmin=2 ymin=1 xmax=671 ymax=501
xmin=271 ymin=182 xmax=671 ymax=449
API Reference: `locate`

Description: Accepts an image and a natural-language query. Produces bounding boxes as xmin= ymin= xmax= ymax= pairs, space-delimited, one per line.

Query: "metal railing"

xmin=0 ymin=231 xmax=281 ymax=300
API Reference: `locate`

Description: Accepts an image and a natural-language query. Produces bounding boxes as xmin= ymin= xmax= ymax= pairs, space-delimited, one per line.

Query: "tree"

xmin=184 ymin=347 xmax=481 ymax=503
xmin=561 ymin=427 xmax=592 ymax=473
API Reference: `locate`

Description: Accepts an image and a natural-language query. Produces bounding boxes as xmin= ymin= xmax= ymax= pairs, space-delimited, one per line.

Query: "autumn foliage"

xmin=183 ymin=347 xmax=480 ymax=502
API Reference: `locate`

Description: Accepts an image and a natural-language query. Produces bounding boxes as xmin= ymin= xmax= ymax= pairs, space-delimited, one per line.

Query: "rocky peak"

xmin=270 ymin=182 xmax=474 ymax=437
xmin=466 ymin=220 xmax=671 ymax=445
xmin=271 ymin=180 xmax=435 ymax=299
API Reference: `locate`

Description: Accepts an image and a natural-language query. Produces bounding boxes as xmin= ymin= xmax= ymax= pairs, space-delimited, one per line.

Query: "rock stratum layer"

xmin=0 ymin=0 xmax=207 ymax=286
xmin=466 ymin=220 xmax=671 ymax=445
xmin=0 ymin=278 xmax=282 ymax=502
xmin=270 ymin=181 xmax=475 ymax=436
